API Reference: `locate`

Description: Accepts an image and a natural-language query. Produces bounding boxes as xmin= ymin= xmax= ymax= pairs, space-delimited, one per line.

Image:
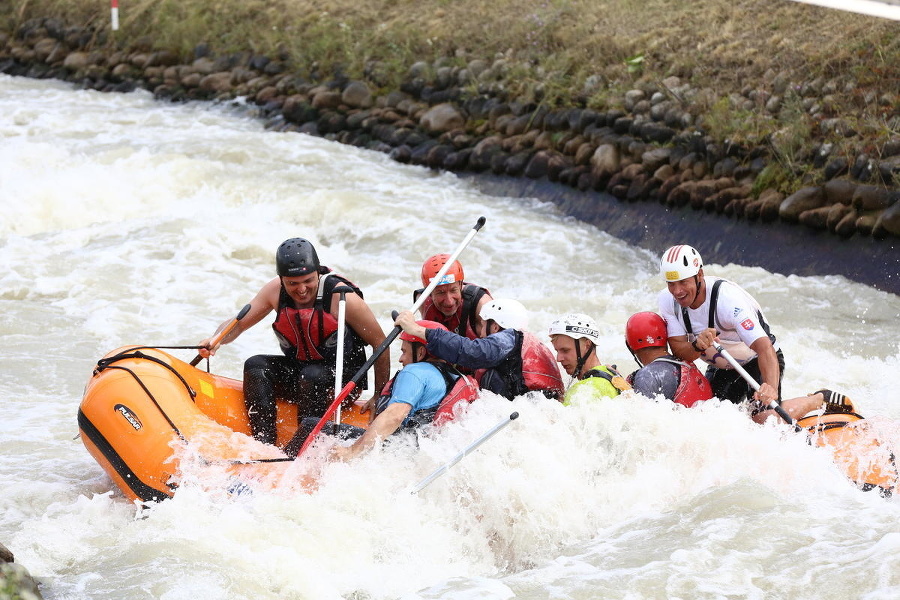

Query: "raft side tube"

xmin=798 ymin=412 xmax=899 ymax=495
xmin=79 ymin=351 xmax=208 ymax=502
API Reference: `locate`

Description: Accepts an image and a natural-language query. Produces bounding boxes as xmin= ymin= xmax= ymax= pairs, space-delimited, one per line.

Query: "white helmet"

xmin=660 ymin=245 xmax=703 ymax=282
xmin=548 ymin=313 xmax=601 ymax=345
xmin=480 ymin=298 xmax=529 ymax=331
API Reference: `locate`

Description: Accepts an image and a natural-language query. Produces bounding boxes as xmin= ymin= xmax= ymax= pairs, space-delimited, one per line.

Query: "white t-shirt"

xmin=657 ymin=276 xmax=777 ymax=369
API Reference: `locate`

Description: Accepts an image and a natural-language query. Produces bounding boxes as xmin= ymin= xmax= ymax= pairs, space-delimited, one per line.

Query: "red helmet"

xmin=625 ymin=312 xmax=668 ymax=350
xmin=421 ymin=254 xmax=464 ymax=287
xmin=399 ymin=320 xmax=448 ymax=345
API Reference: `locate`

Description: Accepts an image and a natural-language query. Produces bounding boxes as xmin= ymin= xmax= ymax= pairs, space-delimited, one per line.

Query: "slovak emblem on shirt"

xmin=741 ymin=318 xmax=755 ymax=330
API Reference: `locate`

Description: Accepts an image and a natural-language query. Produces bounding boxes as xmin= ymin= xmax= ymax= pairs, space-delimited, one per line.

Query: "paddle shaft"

xmin=190 ymin=303 xmax=252 ymax=367
xmin=295 ymin=216 xmax=487 ymax=458
xmin=332 ymin=287 xmax=353 ymax=425
xmin=712 ymin=342 xmax=796 ymax=426
xmin=412 ymin=412 xmax=519 ymax=494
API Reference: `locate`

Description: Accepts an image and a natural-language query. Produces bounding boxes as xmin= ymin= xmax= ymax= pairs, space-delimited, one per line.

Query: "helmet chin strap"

xmin=626 ymin=343 xmax=642 ymax=368
xmin=486 ymin=319 xmax=502 ymax=334
xmin=690 ymin=273 xmax=703 ymax=307
xmin=574 ymin=340 xmax=595 ymax=379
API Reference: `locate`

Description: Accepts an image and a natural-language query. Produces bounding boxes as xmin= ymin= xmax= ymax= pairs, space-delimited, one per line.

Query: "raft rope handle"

xmin=98 ymin=364 xmax=187 ymax=442
xmin=97 ymin=345 xmax=209 ymax=374
xmin=803 ymin=417 xmax=867 ymax=437
xmin=95 ymin=349 xmax=197 ymax=400
xmin=225 ymin=457 xmax=294 ymax=464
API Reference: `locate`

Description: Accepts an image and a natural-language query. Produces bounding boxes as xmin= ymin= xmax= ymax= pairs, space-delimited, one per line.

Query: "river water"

xmin=1 ymin=74 xmax=900 ymax=600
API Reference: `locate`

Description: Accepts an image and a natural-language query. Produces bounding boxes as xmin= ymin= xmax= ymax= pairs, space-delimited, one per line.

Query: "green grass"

xmin=3 ymin=0 xmax=898 ymax=172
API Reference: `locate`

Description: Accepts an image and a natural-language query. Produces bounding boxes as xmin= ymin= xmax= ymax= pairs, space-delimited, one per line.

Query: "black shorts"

xmin=705 ymin=350 xmax=785 ymax=405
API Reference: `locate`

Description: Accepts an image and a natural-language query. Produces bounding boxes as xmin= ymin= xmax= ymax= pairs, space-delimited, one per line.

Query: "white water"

xmin=1 ymin=74 xmax=900 ymax=600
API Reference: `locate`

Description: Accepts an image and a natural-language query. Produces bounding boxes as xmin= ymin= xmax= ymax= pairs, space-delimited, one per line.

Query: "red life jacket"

xmin=416 ymin=283 xmax=490 ymax=340
xmin=433 ymin=367 xmax=480 ymax=425
xmin=477 ymin=331 xmax=565 ymax=401
xmin=654 ymin=357 xmax=713 ymax=408
xmin=374 ymin=361 xmax=479 ymax=428
xmin=271 ymin=271 xmax=366 ymax=373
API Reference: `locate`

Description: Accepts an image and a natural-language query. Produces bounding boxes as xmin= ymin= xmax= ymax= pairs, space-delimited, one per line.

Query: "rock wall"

xmin=0 ymin=542 xmax=43 ymax=600
xmin=1 ymin=17 xmax=898 ymax=293
xmin=465 ymin=173 xmax=900 ymax=294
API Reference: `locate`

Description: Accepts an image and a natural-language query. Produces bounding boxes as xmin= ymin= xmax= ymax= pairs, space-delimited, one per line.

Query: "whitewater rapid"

xmin=1 ymin=74 xmax=899 ymax=600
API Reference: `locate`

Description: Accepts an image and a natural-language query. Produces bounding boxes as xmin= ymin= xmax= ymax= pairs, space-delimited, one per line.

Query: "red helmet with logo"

xmin=421 ymin=254 xmax=464 ymax=287
xmin=625 ymin=312 xmax=668 ymax=351
xmin=399 ymin=320 xmax=448 ymax=345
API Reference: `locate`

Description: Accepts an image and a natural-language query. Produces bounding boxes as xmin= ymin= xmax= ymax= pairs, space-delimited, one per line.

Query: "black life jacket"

xmin=478 ymin=331 xmax=564 ymax=400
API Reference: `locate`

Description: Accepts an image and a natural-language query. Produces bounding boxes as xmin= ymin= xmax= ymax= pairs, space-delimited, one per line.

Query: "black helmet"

xmin=276 ymin=238 xmax=320 ymax=277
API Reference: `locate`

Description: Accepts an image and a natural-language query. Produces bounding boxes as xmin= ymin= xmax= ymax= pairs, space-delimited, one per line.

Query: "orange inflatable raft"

xmin=798 ymin=411 xmax=900 ymax=496
xmin=77 ymin=346 xmax=368 ymax=503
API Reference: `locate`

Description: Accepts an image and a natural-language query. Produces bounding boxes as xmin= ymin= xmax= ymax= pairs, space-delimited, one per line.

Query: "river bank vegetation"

xmin=2 ymin=0 xmax=898 ymax=238
xmin=6 ymin=0 xmax=897 ymax=131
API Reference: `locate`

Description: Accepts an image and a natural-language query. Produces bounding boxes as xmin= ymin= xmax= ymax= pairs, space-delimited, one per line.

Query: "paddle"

xmin=411 ymin=412 xmax=519 ymax=494
xmin=332 ymin=286 xmax=353 ymax=425
xmin=712 ymin=342 xmax=796 ymax=426
xmin=295 ymin=216 xmax=487 ymax=459
xmin=190 ymin=303 xmax=252 ymax=367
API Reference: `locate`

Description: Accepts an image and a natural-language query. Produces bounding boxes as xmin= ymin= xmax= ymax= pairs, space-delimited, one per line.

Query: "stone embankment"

xmin=2 ymin=17 xmax=900 ymax=243
xmin=0 ymin=542 xmax=43 ymax=600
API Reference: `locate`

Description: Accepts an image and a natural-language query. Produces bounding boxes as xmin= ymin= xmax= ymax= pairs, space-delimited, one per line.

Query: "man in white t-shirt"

xmin=657 ymin=245 xmax=784 ymax=421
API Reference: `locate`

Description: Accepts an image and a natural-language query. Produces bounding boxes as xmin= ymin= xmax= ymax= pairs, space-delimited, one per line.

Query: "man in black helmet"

xmin=198 ymin=238 xmax=389 ymax=446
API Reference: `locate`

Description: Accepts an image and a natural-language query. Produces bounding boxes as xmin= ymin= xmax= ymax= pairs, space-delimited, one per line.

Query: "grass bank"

xmin=3 ymin=0 xmax=899 ymax=190
xmin=5 ymin=0 xmax=898 ymax=100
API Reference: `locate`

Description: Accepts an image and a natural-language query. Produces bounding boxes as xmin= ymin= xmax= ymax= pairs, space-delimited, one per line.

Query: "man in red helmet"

xmin=322 ymin=321 xmax=478 ymax=461
xmin=197 ymin=238 xmax=390 ymax=446
xmin=415 ymin=254 xmax=492 ymax=341
xmin=625 ymin=311 xmax=713 ymax=408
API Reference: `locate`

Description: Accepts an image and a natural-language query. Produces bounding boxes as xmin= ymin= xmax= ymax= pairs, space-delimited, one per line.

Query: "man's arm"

xmin=197 ymin=278 xmax=279 ymax=356
xmin=395 ymin=309 xmax=515 ymax=368
xmin=750 ymin=337 xmax=780 ymax=404
xmin=668 ymin=335 xmax=695 ymax=362
xmin=425 ymin=327 xmax=516 ymax=369
xmin=671 ymin=326 xmax=718 ymax=362
xmin=331 ymin=402 xmax=411 ymax=461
